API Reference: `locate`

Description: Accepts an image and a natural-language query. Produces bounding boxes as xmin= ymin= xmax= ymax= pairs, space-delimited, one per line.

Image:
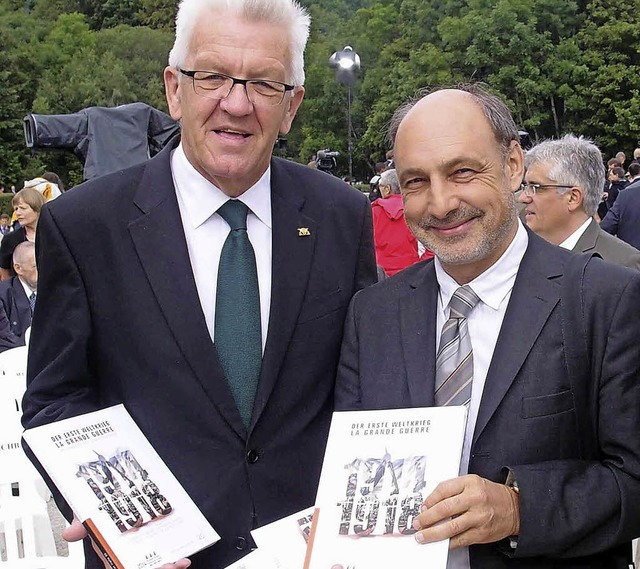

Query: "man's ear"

xmin=164 ymin=66 xmax=183 ymax=122
xmin=567 ymin=187 xmax=584 ymax=212
xmin=505 ymin=140 xmax=525 ymax=194
xmin=279 ymin=86 xmax=305 ymax=135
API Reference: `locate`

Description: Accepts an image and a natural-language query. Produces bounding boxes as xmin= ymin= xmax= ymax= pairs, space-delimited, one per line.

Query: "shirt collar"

xmin=435 ymin=220 xmax=529 ymax=311
xmin=172 ymin=142 xmax=272 ymax=229
xmin=19 ymin=276 xmax=35 ymax=297
xmin=559 ymin=217 xmax=592 ymax=250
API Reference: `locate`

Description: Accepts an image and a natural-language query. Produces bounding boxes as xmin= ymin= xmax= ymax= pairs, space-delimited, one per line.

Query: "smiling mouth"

xmin=429 ymin=217 xmax=478 ymax=234
xmin=215 ymin=129 xmax=250 ymax=138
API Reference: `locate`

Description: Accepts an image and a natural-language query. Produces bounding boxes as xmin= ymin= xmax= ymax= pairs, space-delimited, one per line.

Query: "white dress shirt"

xmin=19 ymin=277 xmax=36 ymax=300
xmin=434 ymin=221 xmax=528 ymax=569
xmin=559 ymin=217 xmax=592 ymax=251
xmin=171 ymin=143 xmax=272 ymax=352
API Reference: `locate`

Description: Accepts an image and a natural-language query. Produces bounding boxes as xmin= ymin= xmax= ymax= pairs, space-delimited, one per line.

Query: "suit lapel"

xmin=399 ymin=263 xmax=437 ymax=408
xmin=572 ymin=218 xmax=598 ymax=254
xmin=12 ymin=278 xmax=31 ymax=335
xmin=128 ymin=140 xmax=246 ymax=439
xmin=250 ymin=159 xmax=317 ymax=429
xmin=472 ymin=232 xmax=564 ymax=445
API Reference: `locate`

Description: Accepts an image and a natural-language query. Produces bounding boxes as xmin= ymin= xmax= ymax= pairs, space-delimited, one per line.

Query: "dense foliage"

xmin=1 ymin=0 xmax=639 ymax=186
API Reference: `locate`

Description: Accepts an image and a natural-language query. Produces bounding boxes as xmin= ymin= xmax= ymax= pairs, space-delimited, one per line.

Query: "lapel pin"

xmin=298 ymin=227 xmax=311 ymax=237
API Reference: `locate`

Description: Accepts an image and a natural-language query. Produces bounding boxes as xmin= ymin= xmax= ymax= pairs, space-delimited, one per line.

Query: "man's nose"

xmin=426 ymin=179 xmax=461 ymax=219
xmin=220 ymin=83 xmax=254 ymax=115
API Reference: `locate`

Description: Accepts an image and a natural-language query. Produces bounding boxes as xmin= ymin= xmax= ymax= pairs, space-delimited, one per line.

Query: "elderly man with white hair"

xmin=21 ymin=1 xmax=376 ymax=568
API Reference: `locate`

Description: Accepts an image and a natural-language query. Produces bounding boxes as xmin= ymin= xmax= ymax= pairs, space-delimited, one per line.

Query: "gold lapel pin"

xmin=298 ymin=227 xmax=311 ymax=237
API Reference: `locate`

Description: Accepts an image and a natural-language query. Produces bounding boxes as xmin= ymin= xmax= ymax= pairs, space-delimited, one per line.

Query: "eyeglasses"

xmin=519 ymin=182 xmax=576 ymax=196
xmin=178 ymin=69 xmax=294 ymax=107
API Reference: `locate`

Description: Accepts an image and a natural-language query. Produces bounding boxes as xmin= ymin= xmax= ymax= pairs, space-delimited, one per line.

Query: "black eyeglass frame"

xmin=520 ymin=182 xmax=576 ymax=196
xmin=178 ymin=68 xmax=295 ymax=106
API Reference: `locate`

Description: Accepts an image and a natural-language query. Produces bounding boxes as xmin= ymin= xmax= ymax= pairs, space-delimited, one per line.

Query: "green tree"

xmin=137 ymin=0 xmax=176 ymax=29
xmin=563 ymin=0 xmax=640 ymax=156
xmin=0 ymin=4 xmax=49 ymax=185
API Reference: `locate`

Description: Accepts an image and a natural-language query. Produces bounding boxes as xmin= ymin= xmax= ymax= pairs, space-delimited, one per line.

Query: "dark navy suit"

xmin=336 ymin=229 xmax=640 ymax=568
xmin=601 ymin=180 xmax=640 ymax=249
xmin=0 ymin=276 xmax=32 ymax=341
xmin=22 ymin=137 xmax=377 ymax=569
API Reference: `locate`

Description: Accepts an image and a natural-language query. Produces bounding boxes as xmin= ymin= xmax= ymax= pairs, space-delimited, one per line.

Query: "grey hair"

xmin=379 ymin=168 xmax=400 ymax=194
xmin=386 ymin=83 xmax=519 ymax=158
xmin=168 ymin=0 xmax=310 ymax=86
xmin=524 ymin=134 xmax=604 ymax=217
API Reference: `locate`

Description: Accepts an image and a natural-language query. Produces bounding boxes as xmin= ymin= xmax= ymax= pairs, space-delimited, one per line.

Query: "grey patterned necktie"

xmin=29 ymin=292 xmax=36 ymax=315
xmin=435 ymin=285 xmax=480 ymax=407
xmin=215 ymin=200 xmax=262 ymax=429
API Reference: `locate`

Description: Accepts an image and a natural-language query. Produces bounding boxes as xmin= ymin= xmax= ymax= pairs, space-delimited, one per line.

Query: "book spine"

xmin=303 ymin=507 xmax=320 ymax=569
xmin=83 ymin=519 xmax=126 ymax=569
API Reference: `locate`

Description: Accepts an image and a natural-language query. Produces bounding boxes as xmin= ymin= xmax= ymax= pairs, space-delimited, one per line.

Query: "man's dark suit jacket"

xmin=0 ymin=276 xmax=32 ymax=341
xmin=335 ymin=229 xmax=640 ymax=568
xmin=21 ymin=137 xmax=377 ymax=569
xmin=0 ymin=301 xmax=20 ymax=352
xmin=573 ymin=217 xmax=640 ymax=270
xmin=601 ymin=180 xmax=640 ymax=249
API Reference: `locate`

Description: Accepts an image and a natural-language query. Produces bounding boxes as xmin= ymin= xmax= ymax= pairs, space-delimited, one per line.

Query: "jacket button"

xmin=246 ymin=449 xmax=259 ymax=464
xmin=235 ymin=537 xmax=247 ymax=550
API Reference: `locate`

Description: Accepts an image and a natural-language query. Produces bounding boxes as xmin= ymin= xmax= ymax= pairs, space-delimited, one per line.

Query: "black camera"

xmin=316 ymin=149 xmax=340 ymax=173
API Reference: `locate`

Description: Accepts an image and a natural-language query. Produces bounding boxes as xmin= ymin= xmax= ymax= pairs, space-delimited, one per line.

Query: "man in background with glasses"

xmin=21 ymin=1 xmax=376 ymax=568
xmin=520 ymin=134 xmax=640 ymax=270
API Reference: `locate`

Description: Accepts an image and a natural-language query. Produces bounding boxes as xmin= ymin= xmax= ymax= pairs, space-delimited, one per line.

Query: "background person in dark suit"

xmin=519 ymin=134 xmax=640 ymax=270
xmin=335 ymin=85 xmax=640 ymax=568
xmin=0 ymin=241 xmax=37 ymax=343
xmin=0 ymin=305 xmax=20 ymax=352
xmin=601 ymin=162 xmax=640 ymax=249
xmin=21 ymin=1 xmax=376 ymax=568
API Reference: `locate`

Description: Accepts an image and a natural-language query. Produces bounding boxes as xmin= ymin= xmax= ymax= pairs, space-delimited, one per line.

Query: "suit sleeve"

xmin=22 ymin=205 xmax=99 ymax=429
xmin=600 ymin=195 xmax=621 ymax=234
xmin=510 ymin=269 xmax=640 ymax=558
xmin=354 ymin=198 xmax=377 ymax=293
xmin=335 ymin=291 xmax=364 ymax=411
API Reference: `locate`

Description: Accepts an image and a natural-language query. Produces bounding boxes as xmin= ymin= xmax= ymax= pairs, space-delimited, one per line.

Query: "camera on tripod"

xmin=316 ymin=149 xmax=340 ymax=174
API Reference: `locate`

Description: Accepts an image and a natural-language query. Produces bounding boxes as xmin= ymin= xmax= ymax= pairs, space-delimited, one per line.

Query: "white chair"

xmin=0 ymin=342 xmax=84 ymax=568
xmin=0 ymin=345 xmax=28 ymax=398
xmin=0 ymin=406 xmax=56 ymax=566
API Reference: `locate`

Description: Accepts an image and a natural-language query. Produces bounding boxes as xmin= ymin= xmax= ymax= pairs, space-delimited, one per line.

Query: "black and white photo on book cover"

xmin=23 ymin=404 xmax=219 ymax=569
xmin=306 ymin=406 xmax=467 ymax=569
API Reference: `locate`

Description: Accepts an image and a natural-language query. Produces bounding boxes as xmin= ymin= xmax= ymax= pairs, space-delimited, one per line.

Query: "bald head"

xmin=13 ymin=241 xmax=37 ymax=290
xmin=13 ymin=241 xmax=35 ymax=266
xmin=388 ymin=85 xmax=519 ymax=156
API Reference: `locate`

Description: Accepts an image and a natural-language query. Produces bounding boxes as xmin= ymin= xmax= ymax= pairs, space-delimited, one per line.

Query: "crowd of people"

xmin=3 ymin=1 xmax=640 ymax=569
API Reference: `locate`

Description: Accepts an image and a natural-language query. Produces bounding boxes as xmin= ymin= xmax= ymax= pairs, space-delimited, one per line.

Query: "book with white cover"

xmin=23 ymin=404 xmax=220 ymax=569
xmin=251 ymin=507 xmax=314 ymax=569
xmin=305 ymin=406 xmax=467 ymax=569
